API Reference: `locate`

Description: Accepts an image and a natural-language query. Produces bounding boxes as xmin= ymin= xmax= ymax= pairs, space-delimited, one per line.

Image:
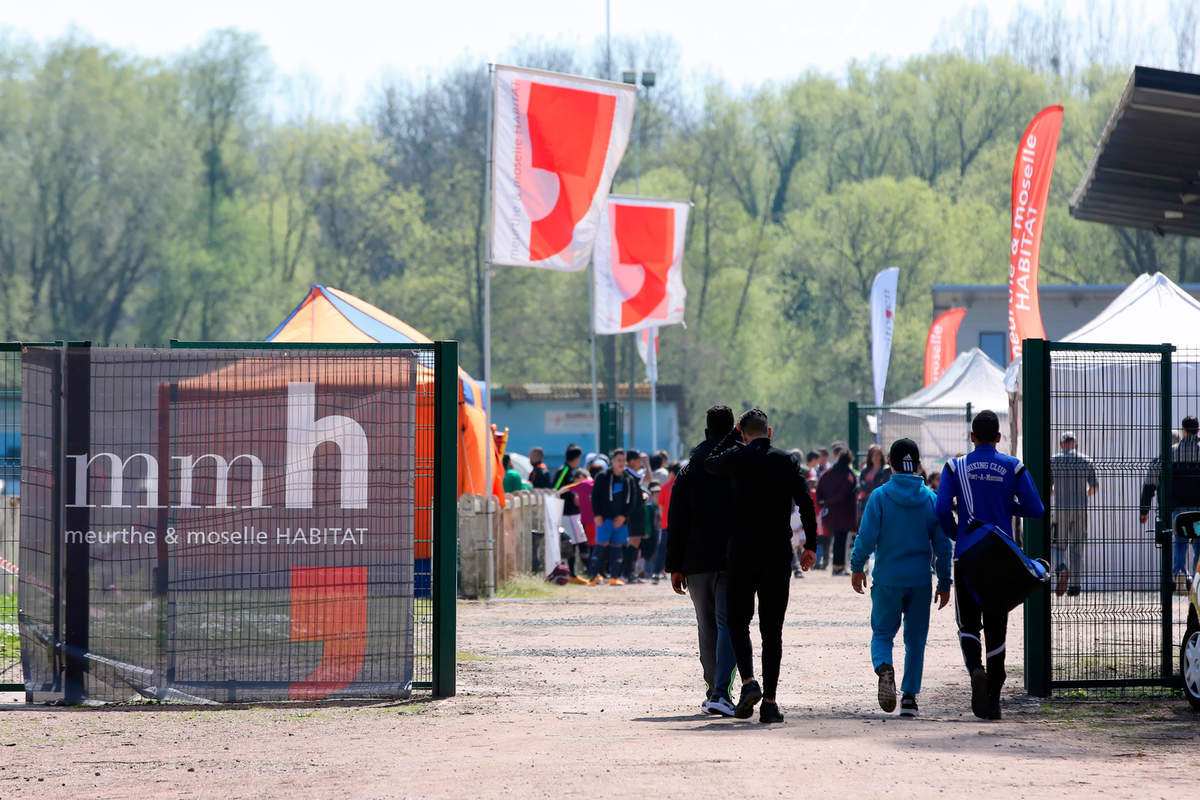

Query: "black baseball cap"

xmin=1184 ymin=416 xmax=1199 ymax=433
xmin=888 ymin=438 xmax=921 ymax=474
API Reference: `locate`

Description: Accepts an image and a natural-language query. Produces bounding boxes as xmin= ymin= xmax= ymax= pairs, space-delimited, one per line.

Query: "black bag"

xmin=956 ymin=521 xmax=1050 ymax=613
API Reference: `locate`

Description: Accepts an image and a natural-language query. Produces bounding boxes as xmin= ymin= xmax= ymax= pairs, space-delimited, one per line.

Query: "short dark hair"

xmin=1184 ymin=415 xmax=1199 ymax=433
xmin=649 ymin=453 xmax=664 ymax=471
xmin=529 ymin=446 xmax=544 ymax=459
xmin=805 ymin=450 xmax=819 ymax=462
xmin=739 ymin=407 xmax=769 ymax=437
xmin=706 ymin=405 xmax=735 ymax=438
xmin=972 ymin=410 xmax=1001 ymax=442
xmin=565 ymin=445 xmax=583 ymax=462
xmin=502 ymin=453 xmax=512 ymax=469
xmin=609 ymin=448 xmax=626 ymax=461
xmin=627 ymin=450 xmax=642 ymax=462
xmin=667 ymin=462 xmax=681 ymax=475
xmin=819 ymin=447 xmax=829 ymax=456
xmin=588 ymin=462 xmax=604 ymax=478
xmin=648 ymin=481 xmax=661 ymax=490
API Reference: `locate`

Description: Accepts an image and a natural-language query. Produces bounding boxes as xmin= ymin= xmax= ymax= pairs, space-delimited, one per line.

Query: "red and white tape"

xmin=0 ymin=556 xmax=17 ymax=576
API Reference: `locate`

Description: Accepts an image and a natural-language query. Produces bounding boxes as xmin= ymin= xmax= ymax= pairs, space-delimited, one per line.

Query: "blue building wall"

xmin=493 ymin=394 xmax=682 ymax=463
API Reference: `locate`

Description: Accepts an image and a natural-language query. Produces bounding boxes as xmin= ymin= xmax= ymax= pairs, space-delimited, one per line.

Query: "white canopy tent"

xmin=878 ymin=348 xmax=1010 ymax=468
xmin=1004 ymin=272 xmax=1200 ymax=591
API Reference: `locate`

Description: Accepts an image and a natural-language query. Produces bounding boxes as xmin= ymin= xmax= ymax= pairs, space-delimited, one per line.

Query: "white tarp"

xmin=878 ymin=348 xmax=1010 ymax=466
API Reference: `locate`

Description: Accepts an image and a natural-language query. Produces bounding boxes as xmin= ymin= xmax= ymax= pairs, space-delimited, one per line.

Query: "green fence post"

xmin=848 ymin=402 xmax=859 ymax=461
xmin=432 ymin=340 xmax=459 ymax=698
xmin=1159 ymin=345 xmax=1175 ymax=680
xmin=1022 ymin=338 xmax=1052 ymax=697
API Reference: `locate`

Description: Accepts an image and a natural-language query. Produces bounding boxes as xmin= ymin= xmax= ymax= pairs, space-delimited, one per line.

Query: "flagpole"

xmin=650 ymin=328 xmax=658 ymax=454
xmin=589 ymin=263 xmax=600 ymax=456
xmin=483 ymin=63 xmax=496 ymax=598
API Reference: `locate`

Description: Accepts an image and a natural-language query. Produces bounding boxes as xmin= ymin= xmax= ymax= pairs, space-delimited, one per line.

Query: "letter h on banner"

xmin=286 ymin=382 xmax=369 ymax=509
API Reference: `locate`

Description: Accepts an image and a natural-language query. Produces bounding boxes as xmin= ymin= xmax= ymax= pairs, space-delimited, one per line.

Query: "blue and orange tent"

xmin=268 ymin=286 xmax=503 ymax=504
xmin=269 ymin=285 xmax=486 ymax=408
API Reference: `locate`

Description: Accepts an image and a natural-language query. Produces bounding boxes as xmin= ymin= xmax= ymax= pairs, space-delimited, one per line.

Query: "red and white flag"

xmin=637 ymin=327 xmax=659 ymax=383
xmin=1008 ymin=105 xmax=1063 ymax=360
xmin=924 ymin=307 xmax=966 ymax=386
xmin=593 ymin=195 xmax=689 ymax=334
xmin=490 ymin=65 xmax=636 ymax=271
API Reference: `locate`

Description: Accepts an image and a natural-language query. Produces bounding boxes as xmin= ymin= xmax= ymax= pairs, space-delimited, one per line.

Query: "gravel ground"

xmin=1 ymin=567 xmax=1198 ymax=799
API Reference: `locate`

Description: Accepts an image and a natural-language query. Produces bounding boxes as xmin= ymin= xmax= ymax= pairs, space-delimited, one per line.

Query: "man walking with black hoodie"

xmin=666 ymin=405 xmax=741 ymax=716
xmin=706 ymin=408 xmax=819 ymax=723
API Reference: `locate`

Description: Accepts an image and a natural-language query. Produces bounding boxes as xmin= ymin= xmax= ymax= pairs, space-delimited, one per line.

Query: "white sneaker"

xmin=702 ymin=695 xmax=736 ymax=717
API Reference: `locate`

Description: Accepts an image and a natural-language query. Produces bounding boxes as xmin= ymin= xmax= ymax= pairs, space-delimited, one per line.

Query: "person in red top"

xmin=572 ymin=461 xmax=604 ymax=549
xmin=651 ymin=462 xmax=679 ymax=583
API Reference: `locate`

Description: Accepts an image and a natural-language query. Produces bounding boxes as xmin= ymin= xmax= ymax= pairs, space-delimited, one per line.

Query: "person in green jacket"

xmin=502 ymin=453 xmax=530 ymax=493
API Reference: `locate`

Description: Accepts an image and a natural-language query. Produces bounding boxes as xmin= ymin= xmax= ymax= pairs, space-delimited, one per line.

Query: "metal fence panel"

xmin=14 ymin=343 xmax=452 ymax=703
xmin=1025 ymin=342 xmax=1199 ymax=695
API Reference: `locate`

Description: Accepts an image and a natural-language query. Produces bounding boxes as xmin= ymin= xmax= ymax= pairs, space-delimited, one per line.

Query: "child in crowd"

xmin=850 ymin=438 xmax=952 ymax=717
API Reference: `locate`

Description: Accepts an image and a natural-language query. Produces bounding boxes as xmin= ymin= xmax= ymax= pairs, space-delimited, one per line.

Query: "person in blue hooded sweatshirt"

xmin=850 ymin=438 xmax=952 ymax=718
xmin=935 ymin=409 xmax=1044 ymax=720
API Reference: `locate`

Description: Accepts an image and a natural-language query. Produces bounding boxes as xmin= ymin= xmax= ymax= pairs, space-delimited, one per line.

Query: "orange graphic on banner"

xmin=525 ymin=83 xmax=616 ymax=262
xmin=289 ymin=566 xmax=368 ymax=700
xmin=614 ymin=204 xmax=675 ymax=328
xmin=924 ymin=307 xmax=966 ymax=386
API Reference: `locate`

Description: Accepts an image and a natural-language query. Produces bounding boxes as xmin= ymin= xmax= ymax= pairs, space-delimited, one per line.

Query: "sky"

xmin=3 ymin=0 xmax=1176 ymax=114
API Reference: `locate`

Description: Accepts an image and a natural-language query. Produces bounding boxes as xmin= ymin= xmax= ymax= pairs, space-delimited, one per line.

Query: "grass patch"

xmin=456 ymin=651 xmax=488 ymax=663
xmin=1 ymin=593 xmax=17 ymax=670
xmin=495 ymin=573 xmax=585 ymax=599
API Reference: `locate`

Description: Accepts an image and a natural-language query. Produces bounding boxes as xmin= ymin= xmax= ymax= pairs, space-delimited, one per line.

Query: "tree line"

xmin=1 ymin=8 xmax=1198 ymax=446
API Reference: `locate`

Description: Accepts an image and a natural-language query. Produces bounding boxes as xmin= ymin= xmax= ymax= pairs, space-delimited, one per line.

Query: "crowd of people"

xmin=513 ymin=407 xmax=1051 ymax=724
xmin=505 ymin=444 xmax=677 ymax=586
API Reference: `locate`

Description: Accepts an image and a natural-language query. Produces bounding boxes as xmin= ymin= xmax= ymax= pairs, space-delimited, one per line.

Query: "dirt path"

xmin=1 ymin=569 xmax=1198 ymax=799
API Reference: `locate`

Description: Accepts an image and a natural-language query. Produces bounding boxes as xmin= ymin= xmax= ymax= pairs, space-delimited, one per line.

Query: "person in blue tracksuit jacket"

xmin=851 ymin=438 xmax=953 ymax=718
xmin=935 ymin=410 xmax=1045 ymax=720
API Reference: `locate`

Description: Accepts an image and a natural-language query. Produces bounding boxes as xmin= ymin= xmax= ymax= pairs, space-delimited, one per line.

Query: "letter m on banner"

xmin=490 ymin=65 xmax=637 ymax=271
xmin=593 ymin=196 xmax=690 ymax=334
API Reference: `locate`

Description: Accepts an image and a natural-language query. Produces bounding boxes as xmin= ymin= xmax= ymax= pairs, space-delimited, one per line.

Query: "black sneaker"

xmin=734 ymin=680 xmax=763 ymax=719
xmin=876 ymin=663 xmax=897 ymax=712
xmin=759 ymin=700 xmax=784 ymax=724
xmin=899 ymin=693 xmax=918 ymax=717
xmin=970 ymin=667 xmax=989 ymax=719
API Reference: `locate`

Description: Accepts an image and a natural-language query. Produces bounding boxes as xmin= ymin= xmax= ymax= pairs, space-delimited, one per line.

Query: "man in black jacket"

xmin=529 ymin=447 xmax=553 ymax=489
xmin=589 ymin=449 xmax=638 ymax=586
xmin=624 ymin=451 xmax=648 ymax=582
xmin=666 ymin=405 xmax=741 ymax=716
xmin=705 ymin=407 xmax=818 ymax=723
xmin=552 ymin=445 xmax=587 ymax=583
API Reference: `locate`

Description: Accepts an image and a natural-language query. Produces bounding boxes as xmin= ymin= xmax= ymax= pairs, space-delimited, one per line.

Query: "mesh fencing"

xmin=1044 ymin=346 xmax=1200 ymax=694
xmin=1 ymin=346 xmax=19 ymax=690
xmin=851 ymin=403 xmax=974 ymax=473
xmin=17 ymin=344 xmax=440 ymax=703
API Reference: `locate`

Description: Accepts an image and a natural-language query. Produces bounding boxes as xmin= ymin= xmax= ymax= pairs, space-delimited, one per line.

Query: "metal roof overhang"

xmin=1070 ymin=66 xmax=1200 ymax=237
